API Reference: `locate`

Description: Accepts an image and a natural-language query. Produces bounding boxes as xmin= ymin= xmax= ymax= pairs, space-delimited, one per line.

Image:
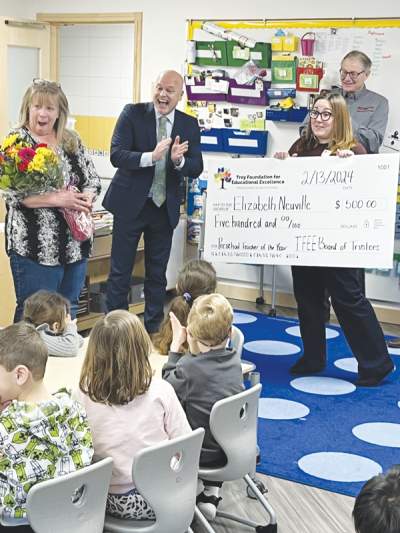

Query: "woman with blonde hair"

xmin=274 ymin=93 xmax=394 ymax=387
xmin=4 ymin=79 xmax=101 ymax=322
xmin=76 ymin=310 xmax=191 ymax=520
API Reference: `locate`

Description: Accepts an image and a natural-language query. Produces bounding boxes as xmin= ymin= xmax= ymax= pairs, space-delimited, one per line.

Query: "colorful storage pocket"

xmin=271 ymin=36 xmax=284 ymax=51
xmin=282 ymin=36 xmax=298 ymax=52
xmin=227 ymin=79 xmax=270 ymax=106
xmin=185 ymin=76 xmax=228 ymax=101
xmin=226 ymin=41 xmax=271 ymax=68
xmin=195 ymin=41 xmax=228 ymax=66
xmin=271 ymin=56 xmax=296 ymax=84
xmin=200 ymin=128 xmax=224 ymax=152
xmin=296 ymin=67 xmax=323 ymax=92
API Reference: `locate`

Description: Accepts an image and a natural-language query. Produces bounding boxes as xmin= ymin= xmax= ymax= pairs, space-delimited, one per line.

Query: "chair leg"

xmin=194 ymin=506 xmax=218 ymax=533
xmin=244 ymin=474 xmax=277 ymax=526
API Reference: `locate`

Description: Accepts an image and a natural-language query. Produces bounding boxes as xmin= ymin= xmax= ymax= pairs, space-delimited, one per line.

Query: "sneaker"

xmin=355 ymin=365 xmax=395 ymax=388
xmin=196 ymin=492 xmax=222 ymax=521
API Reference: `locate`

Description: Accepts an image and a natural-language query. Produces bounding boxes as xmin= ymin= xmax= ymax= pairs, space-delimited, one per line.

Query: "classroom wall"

xmin=2 ymin=0 xmax=400 ymax=310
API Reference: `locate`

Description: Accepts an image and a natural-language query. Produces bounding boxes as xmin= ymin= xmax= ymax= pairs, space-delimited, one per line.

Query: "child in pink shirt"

xmin=76 ymin=310 xmax=191 ymax=520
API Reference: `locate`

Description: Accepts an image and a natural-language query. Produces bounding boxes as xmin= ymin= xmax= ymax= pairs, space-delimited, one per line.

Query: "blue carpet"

xmin=233 ymin=310 xmax=400 ymax=497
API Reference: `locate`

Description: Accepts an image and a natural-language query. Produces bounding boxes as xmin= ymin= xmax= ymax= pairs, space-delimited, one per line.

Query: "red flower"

xmin=18 ymin=148 xmax=36 ymax=163
xmin=18 ymin=162 xmax=29 ymax=171
xmin=35 ymin=143 xmax=48 ymax=148
xmin=0 ymin=156 xmax=3 ymax=163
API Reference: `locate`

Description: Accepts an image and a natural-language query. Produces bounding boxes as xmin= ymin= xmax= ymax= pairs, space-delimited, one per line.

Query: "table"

xmin=44 ymin=337 xmax=255 ymax=393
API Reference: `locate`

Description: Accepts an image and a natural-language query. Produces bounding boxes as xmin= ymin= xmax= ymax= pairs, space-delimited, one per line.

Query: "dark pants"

xmin=291 ymin=266 xmax=393 ymax=379
xmin=9 ymin=251 xmax=87 ymax=323
xmin=325 ymin=268 xmax=365 ymax=321
xmin=199 ymin=457 xmax=226 ymax=488
xmin=105 ymin=199 xmax=174 ymax=333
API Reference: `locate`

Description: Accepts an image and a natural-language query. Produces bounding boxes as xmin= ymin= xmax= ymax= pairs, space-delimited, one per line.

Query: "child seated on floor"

xmin=162 ymin=293 xmax=244 ymax=521
xmin=353 ymin=464 xmax=400 ymax=533
xmin=0 ymin=323 xmax=93 ymax=530
xmin=76 ymin=310 xmax=192 ymax=521
xmin=152 ymin=260 xmax=217 ymax=355
xmin=23 ymin=290 xmax=84 ymax=357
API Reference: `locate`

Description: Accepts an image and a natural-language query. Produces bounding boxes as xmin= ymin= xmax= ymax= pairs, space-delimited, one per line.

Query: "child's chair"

xmin=104 ymin=428 xmax=208 ymax=533
xmin=26 ymin=457 xmax=114 ymax=533
xmin=197 ymin=384 xmax=278 ymax=533
xmin=231 ymin=325 xmax=244 ymax=358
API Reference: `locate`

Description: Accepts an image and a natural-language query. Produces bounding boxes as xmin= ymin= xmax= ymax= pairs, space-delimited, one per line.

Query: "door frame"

xmin=36 ymin=12 xmax=143 ymax=103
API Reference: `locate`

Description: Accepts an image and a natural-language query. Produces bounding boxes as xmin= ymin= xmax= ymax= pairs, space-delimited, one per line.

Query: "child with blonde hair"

xmin=23 ymin=290 xmax=83 ymax=357
xmin=152 ymin=260 xmax=217 ymax=354
xmin=0 ymin=323 xmax=93 ymax=530
xmin=162 ymin=293 xmax=244 ymax=521
xmin=76 ymin=310 xmax=191 ymax=521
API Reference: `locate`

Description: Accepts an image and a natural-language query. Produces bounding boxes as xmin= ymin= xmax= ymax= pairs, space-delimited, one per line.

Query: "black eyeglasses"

xmin=309 ymin=110 xmax=333 ymax=121
xmin=33 ymin=78 xmax=61 ymax=89
xmin=339 ymin=69 xmax=365 ymax=81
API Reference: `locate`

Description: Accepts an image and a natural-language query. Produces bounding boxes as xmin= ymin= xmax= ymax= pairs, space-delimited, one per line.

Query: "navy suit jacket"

xmin=103 ymin=102 xmax=203 ymax=229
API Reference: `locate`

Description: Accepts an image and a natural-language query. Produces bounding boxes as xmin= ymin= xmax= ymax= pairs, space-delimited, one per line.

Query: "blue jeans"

xmin=9 ymin=251 xmax=87 ymax=323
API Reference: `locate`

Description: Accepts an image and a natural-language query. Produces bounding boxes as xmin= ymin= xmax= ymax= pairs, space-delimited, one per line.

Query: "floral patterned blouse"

xmin=4 ymin=127 xmax=101 ymax=266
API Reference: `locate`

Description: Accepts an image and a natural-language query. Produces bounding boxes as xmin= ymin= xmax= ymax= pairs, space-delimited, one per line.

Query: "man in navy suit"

xmin=103 ymin=70 xmax=203 ymax=333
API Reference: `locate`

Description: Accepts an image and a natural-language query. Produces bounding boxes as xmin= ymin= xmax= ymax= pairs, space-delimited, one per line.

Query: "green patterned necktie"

xmin=152 ymin=116 xmax=168 ymax=207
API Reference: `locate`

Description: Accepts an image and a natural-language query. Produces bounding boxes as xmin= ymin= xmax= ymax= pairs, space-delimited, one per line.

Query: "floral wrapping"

xmin=59 ymin=209 xmax=95 ymax=242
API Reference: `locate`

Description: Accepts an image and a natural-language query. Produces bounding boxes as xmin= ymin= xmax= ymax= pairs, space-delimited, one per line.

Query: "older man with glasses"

xmin=300 ymin=51 xmax=389 ymax=155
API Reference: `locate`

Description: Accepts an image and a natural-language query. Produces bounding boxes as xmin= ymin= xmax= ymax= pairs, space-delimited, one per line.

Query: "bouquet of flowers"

xmin=0 ymin=133 xmax=64 ymax=201
xmin=0 ymin=133 xmax=94 ymax=242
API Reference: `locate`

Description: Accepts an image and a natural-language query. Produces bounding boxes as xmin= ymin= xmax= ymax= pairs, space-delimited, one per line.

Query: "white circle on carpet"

xmin=244 ymin=340 xmax=301 ymax=356
xmin=334 ymin=358 xmax=358 ymax=373
xmin=352 ymin=423 xmax=400 ymax=448
xmin=232 ymin=313 xmax=257 ymax=324
xmin=298 ymin=452 xmax=382 ymax=482
xmin=286 ymin=326 xmax=339 ymax=339
xmin=388 ymin=347 xmax=400 ymax=356
xmin=291 ymin=377 xmax=356 ymax=395
xmin=258 ymin=398 xmax=310 ymax=420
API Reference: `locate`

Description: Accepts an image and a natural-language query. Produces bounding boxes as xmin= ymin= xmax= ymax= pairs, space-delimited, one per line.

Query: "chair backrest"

xmin=230 ymin=325 xmax=244 ymax=359
xmin=129 ymin=428 xmax=205 ymax=533
xmin=26 ymin=457 xmax=114 ymax=533
xmin=199 ymin=384 xmax=262 ymax=483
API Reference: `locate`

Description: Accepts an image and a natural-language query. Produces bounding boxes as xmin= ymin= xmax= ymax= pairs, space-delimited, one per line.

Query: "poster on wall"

xmin=203 ymin=154 xmax=400 ymax=268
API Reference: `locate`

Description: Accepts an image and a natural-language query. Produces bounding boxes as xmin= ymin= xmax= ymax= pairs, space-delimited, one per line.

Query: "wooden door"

xmin=0 ymin=17 xmax=52 ymax=325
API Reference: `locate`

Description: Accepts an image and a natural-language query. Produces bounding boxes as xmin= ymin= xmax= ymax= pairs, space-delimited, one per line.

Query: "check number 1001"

xmin=335 ymin=198 xmax=385 ymax=210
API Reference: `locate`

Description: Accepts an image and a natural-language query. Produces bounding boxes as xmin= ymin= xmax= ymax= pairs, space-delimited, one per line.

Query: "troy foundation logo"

xmin=214 ymin=167 xmax=232 ymax=189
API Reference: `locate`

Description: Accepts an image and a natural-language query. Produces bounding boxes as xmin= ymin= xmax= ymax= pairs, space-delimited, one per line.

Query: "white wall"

xmin=3 ymin=0 xmax=400 ymax=307
xmin=0 ymin=0 xmax=37 ymax=19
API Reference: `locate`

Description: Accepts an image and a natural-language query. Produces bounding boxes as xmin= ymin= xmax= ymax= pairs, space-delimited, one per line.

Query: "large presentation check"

xmin=204 ymin=154 xmax=400 ymax=268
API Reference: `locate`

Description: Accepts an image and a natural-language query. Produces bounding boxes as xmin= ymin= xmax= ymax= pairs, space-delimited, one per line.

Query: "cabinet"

xmin=76 ymin=234 xmax=145 ymax=332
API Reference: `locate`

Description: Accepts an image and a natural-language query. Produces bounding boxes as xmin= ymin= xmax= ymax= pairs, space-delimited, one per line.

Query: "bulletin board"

xmin=187 ymin=19 xmax=400 ymax=148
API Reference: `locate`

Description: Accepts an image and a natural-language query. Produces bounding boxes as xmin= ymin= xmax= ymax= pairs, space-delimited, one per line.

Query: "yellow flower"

xmin=36 ymin=147 xmax=53 ymax=158
xmin=28 ymin=154 xmax=46 ymax=172
xmin=1 ymin=134 xmax=19 ymax=151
